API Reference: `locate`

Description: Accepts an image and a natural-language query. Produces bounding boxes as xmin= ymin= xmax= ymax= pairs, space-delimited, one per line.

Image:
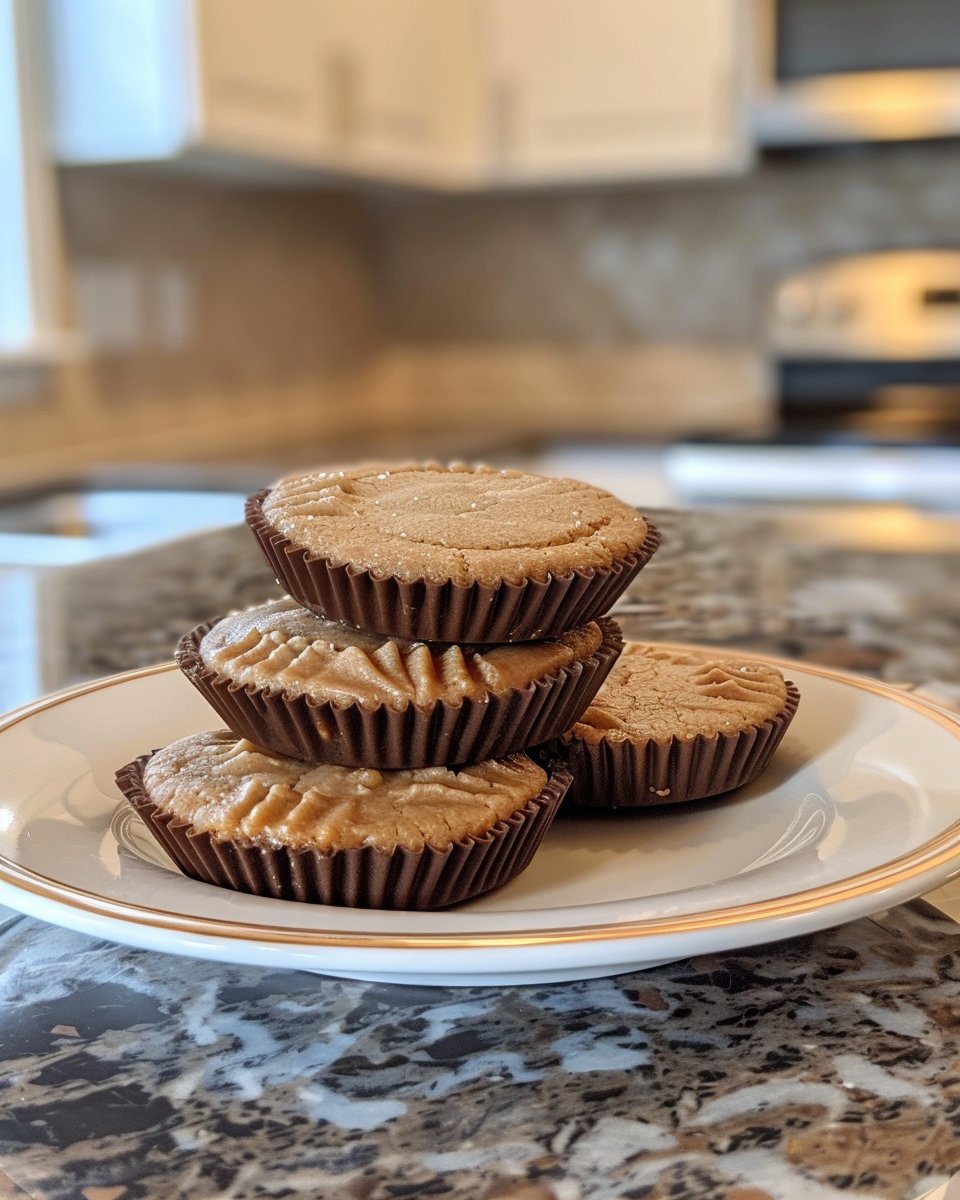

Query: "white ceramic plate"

xmin=2 ymin=648 xmax=960 ymax=987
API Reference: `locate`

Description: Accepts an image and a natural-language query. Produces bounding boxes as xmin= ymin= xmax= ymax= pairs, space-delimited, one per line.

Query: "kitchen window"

xmin=0 ymin=0 xmax=72 ymax=370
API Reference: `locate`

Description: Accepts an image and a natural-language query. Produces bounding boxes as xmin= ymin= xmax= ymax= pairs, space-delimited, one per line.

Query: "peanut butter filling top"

xmin=571 ymin=645 xmax=789 ymax=744
xmin=199 ymin=599 xmax=605 ymax=709
xmin=142 ymin=732 xmax=548 ymax=852
xmin=260 ymin=462 xmax=651 ymax=586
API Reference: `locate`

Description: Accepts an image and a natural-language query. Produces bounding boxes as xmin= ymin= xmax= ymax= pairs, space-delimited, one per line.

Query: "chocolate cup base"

xmin=176 ymin=617 xmax=623 ymax=768
xmin=245 ymin=489 xmax=660 ymax=644
xmin=115 ymin=756 xmax=572 ymax=911
xmin=555 ymin=682 xmax=801 ymax=809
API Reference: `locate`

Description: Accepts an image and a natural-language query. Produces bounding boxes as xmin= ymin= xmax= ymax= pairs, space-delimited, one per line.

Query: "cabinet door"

xmin=319 ymin=0 xmax=483 ymax=186
xmin=487 ymin=0 xmax=749 ymax=182
xmin=193 ymin=0 xmax=328 ymax=164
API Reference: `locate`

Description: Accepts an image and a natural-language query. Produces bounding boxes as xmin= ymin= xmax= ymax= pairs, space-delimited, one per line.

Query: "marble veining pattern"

xmin=2 ymin=906 xmax=960 ymax=1199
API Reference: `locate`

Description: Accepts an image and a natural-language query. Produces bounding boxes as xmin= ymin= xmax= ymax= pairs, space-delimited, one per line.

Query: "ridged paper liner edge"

xmin=556 ymin=682 xmax=801 ymax=809
xmin=115 ymin=756 xmax=572 ymax=910
xmin=176 ymin=617 xmax=623 ymax=767
xmin=245 ymin=489 xmax=660 ymax=644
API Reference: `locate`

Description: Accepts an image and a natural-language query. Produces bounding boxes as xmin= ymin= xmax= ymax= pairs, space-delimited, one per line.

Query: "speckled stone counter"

xmin=2 ymin=506 xmax=960 ymax=1200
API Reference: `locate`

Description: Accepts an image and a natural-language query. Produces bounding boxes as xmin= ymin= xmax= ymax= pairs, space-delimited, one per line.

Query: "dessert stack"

xmin=116 ymin=463 xmax=661 ymax=910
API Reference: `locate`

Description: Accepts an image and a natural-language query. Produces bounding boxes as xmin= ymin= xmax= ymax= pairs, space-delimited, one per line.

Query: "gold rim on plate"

xmin=1 ymin=650 xmax=959 ymax=951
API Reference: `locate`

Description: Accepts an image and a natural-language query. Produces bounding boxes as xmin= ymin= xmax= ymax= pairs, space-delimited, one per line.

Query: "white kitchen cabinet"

xmin=321 ymin=0 xmax=750 ymax=185
xmin=47 ymin=0 xmax=330 ymax=173
xmin=193 ymin=0 xmax=326 ymax=164
xmin=317 ymin=0 xmax=483 ymax=186
xmin=45 ymin=0 xmax=750 ymax=187
xmin=485 ymin=0 xmax=750 ymax=182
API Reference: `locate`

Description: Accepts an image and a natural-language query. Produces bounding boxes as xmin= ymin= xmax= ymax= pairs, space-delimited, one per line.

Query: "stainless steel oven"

xmin=769 ymin=249 xmax=960 ymax=443
xmin=751 ymin=0 xmax=960 ymax=145
xmin=659 ymin=250 xmax=960 ymax=509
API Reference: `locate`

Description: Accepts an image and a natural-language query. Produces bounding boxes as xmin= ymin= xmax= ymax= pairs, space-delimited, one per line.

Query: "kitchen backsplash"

xmin=6 ymin=142 xmax=960 ymax=485
xmin=4 ymin=171 xmax=382 ymax=488
xmin=373 ymin=141 xmax=960 ymax=344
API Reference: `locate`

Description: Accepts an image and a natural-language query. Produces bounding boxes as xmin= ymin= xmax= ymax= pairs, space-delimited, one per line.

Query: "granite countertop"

xmin=2 ymin=506 xmax=960 ymax=1200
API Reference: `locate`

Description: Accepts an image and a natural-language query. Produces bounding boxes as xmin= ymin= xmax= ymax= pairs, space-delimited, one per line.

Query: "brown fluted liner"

xmin=176 ymin=617 xmax=623 ymax=768
xmin=556 ymin=682 xmax=801 ymax=809
xmin=115 ymin=756 xmax=572 ymax=910
xmin=244 ymin=490 xmax=660 ymax=644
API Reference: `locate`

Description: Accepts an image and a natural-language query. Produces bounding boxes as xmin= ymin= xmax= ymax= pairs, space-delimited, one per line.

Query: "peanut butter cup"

xmin=176 ymin=599 xmax=623 ymax=767
xmin=246 ymin=463 xmax=659 ymax=642
xmin=116 ymin=733 xmax=571 ymax=909
xmin=556 ymin=645 xmax=800 ymax=808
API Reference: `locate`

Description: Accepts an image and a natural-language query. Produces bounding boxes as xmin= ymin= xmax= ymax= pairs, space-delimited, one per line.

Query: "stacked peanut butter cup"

xmin=116 ymin=463 xmax=661 ymax=910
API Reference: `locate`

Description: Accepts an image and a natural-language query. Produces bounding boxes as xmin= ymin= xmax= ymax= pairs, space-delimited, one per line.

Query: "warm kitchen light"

xmin=804 ymin=68 xmax=960 ymax=140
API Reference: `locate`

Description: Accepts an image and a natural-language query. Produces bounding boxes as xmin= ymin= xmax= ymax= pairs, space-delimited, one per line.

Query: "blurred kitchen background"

xmin=4 ymin=0 xmax=960 ymax=711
